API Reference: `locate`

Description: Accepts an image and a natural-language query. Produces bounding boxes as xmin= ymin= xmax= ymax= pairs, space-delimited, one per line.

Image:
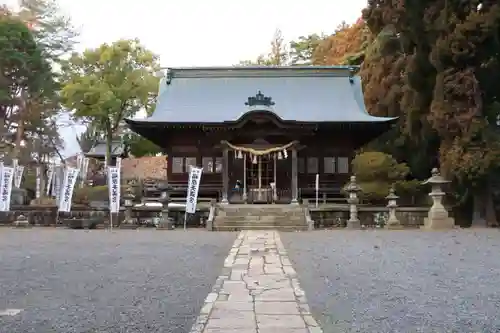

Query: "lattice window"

xmin=185 ymin=157 xmax=197 ymax=172
xmin=323 ymin=157 xmax=336 ymax=174
xmin=337 ymin=157 xmax=349 ymax=174
xmin=298 ymin=157 xmax=305 ymax=174
xmin=307 ymin=157 xmax=318 ymax=174
xmin=202 ymin=157 xmax=213 ymax=173
xmin=215 ymin=157 xmax=223 ymax=173
xmin=172 ymin=157 xmax=183 ymax=174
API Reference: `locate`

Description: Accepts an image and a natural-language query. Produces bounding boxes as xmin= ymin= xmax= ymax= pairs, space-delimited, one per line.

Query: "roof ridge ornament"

xmin=245 ymin=91 xmax=275 ymax=107
xmin=348 ymin=66 xmax=356 ymax=84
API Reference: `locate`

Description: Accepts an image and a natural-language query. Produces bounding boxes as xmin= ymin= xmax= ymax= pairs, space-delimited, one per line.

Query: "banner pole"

xmin=183 ymin=211 xmax=187 ymax=231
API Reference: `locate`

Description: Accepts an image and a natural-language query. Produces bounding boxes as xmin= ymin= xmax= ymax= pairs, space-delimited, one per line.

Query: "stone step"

xmin=216 ymin=215 xmax=305 ymax=222
xmin=218 ymin=211 xmax=304 ymax=218
xmin=215 ymin=221 xmax=307 ymax=228
xmin=214 ymin=225 xmax=309 ymax=232
xmin=218 ymin=206 xmax=303 ymax=214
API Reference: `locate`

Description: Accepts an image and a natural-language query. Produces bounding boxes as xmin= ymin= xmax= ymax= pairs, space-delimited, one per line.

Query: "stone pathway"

xmin=190 ymin=230 xmax=323 ymax=333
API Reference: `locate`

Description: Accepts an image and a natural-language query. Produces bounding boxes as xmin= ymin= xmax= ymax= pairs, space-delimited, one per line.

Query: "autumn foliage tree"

xmin=313 ymin=19 xmax=369 ymax=66
xmin=361 ymin=1 xmax=500 ymax=224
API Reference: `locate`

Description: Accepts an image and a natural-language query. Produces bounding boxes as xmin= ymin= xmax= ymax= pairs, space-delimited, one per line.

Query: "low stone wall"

xmin=0 ymin=205 xmax=210 ymax=228
xmin=309 ymin=205 xmax=430 ymax=228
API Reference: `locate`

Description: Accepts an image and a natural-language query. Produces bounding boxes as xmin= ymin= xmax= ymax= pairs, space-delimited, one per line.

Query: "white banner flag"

xmin=52 ymin=166 xmax=61 ymax=199
xmin=82 ymin=158 xmax=89 ymax=179
xmin=108 ymin=167 xmax=121 ymax=213
xmin=185 ymin=166 xmax=203 ymax=214
xmin=76 ymin=154 xmax=83 ymax=172
xmin=35 ymin=166 xmax=41 ymax=199
xmin=0 ymin=167 xmax=15 ymax=211
xmin=80 ymin=157 xmax=89 ymax=187
xmin=14 ymin=165 xmax=24 ymax=188
xmin=116 ymin=157 xmax=122 ymax=170
xmin=46 ymin=164 xmax=54 ymax=195
xmin=58 ymin=167 xmax=79 ymax=212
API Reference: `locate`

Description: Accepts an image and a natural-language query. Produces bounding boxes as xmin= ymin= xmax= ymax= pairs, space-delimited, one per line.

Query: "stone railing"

xmin=0 ymin=204 xmax=210 ymax=229
xmin=309 ymin=205 xmax=430 ymax=228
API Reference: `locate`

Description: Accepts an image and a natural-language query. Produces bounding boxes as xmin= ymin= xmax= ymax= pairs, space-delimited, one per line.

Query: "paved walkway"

xmin=190 ymin=230 xmax=323 ymax=333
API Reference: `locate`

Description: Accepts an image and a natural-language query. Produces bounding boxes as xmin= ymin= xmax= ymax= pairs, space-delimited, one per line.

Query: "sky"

xmin=5 ymin=0 xmax=367 ymax=157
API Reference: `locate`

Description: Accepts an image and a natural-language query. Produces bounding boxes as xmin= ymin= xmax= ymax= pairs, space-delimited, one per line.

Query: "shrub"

xmin=350 ymin=151 xmax=421 ymax=202
xmin=73 ymin=185 xmax=128 ymax=205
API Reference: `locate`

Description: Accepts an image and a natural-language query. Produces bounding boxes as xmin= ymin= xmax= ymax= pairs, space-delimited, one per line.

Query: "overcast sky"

xmin=5 ymin=0 xmax=366 ymax=157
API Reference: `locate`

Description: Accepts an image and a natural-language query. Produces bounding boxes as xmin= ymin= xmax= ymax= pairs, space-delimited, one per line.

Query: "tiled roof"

xmin=125 ymin=66 xmax=396 ymax=124
xmin=85 ymin=140 xmax=125 ymax=158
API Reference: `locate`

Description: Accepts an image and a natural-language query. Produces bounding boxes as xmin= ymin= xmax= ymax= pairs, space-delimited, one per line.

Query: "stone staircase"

xmin=213 ymin=204 xmax=309 ymax=231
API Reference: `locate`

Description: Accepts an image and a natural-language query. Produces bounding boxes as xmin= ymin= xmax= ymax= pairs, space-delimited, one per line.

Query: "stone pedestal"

xmin=120 ymin=223 xmax=139 ymax=230
xmin=422 ymin=206 xmax=455 ymax=230
xmin=156 ymin=218 xmax=174 ymax=230
xmin=13 ymin=214 xmax=30 ymax=228
xmin=346 ymin=218 xmax=361 ymax=229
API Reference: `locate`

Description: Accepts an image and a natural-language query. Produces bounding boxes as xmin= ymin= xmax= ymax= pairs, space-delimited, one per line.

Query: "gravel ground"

xmin=0 ymin=229 xmax=237 ymax=333
xmin=281 ymin=229 xmax=500 ymax=333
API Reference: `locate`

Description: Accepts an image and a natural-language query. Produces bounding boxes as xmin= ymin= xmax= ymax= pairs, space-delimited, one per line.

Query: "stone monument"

xmin=344 ymin=175 xmax=362 ymax=229
xmin=421 ymin=168 xmax=455 ymax=230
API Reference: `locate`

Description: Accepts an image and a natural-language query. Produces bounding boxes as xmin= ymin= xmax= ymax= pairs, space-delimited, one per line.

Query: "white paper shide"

xmin=14 ymin=165 xmax=24 ymax=188
xmin=58 ymin=167 xmax=79 ymax=212
xmin=0 ymin=167 xmax=14 ymax=211
xmin=108 ymin=167 xmax=121 ymax=213
xmin=185 ymin=167 xmax=203 ymax=214
xmin=46 ymin=164 xmax=54 ymax=195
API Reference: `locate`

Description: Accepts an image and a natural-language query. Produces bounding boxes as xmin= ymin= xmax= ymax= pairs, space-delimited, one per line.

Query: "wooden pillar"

xmin=242 ymin=154 xmax=247 ymax=203
xmin=221 ymin=147 xmax=229 ymax=204
xmin=291 ymin=148 xmax=298 ymax=204
xmin=273 ymin=154 xmax=278 ymax=203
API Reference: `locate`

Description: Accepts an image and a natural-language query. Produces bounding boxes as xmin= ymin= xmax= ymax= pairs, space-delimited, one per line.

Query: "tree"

xmin=427 ymin=2 xmax=500 ymax=225
xmin=361 ymin=0 xmax=500 ymax=224
xmin=124 ymin=134 xmax=161 ymax=157
xmin=0 ymin=14 xmax=55 ymax=162
xmin=289 ymin=33 xmax=326 ymax=65
xmin=360 ymin=1 xmax=442 ymax=181
xmin=313 ymin=19 xmax=369 ymax=66
xmin=61 ymin=39 xmax=161 ymax=166
xmin=238 ymin=29 xmax=290 ymax=66
xmin=17 ymin=0 xmax=78 ymax=62
xmin=1 ymin=0 xmax=78 ymax=164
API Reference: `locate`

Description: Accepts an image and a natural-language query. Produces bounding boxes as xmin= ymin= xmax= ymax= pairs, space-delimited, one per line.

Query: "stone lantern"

xmin=385 ymin=187 xmax=403 ymax=229
xmin=120 ymin=185 xmax=137 ymax=229
xmin=156 ymin=179 xmax=174 ymax=230
xmin=344 ymin=175 xmax=362 ymax=229
xmin=421 ymin=168 xmax=455 ymax=230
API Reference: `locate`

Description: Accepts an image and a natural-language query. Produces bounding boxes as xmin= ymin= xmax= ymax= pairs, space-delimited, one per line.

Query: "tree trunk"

xmin=471 ymin=192 xmax=486 ymax=227
xmin=106 ymin=130 xmax=112 ymax=167
xmin=485 ymin=182 xmax=498 ymax=227
xmin=12 ymin=90 xmax=27 ymax=160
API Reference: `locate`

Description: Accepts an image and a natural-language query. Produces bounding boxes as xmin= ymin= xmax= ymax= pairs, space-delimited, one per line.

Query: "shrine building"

xmin=125 ymin=66 xmax=396 ymax=204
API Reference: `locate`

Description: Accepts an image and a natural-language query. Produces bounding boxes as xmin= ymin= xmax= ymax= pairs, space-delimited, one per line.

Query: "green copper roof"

xmin=84 ymin=140 xmax=125 ymax=158
xmin=128 ymin=66 xmax=396 ymax=124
